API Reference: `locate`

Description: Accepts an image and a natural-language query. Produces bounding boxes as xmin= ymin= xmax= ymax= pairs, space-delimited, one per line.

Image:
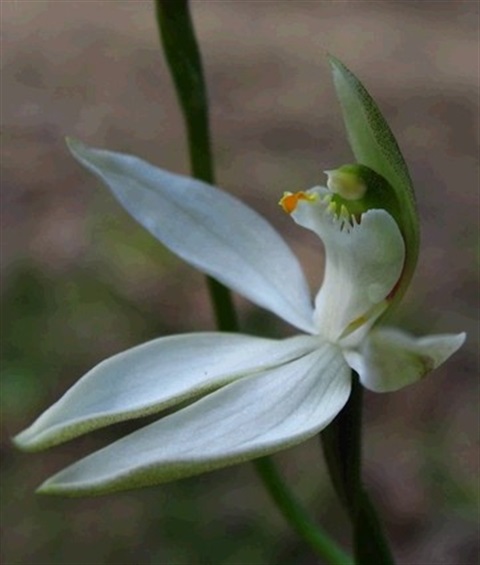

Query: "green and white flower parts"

xmin=14 ymin=140 xmax=465 ymax=496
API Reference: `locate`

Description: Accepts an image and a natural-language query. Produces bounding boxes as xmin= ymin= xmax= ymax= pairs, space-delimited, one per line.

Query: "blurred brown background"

xmin=2 ymin=2 xmax=478 ymax=564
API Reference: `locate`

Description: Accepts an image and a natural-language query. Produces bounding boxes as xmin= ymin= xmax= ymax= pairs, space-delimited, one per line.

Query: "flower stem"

xmin=321 ymin=374 xmax=395 ymax=564
xmin=154 ymin=0 xmax=237 ymax=332
xmin=254 ymin=458 xmax=353 ymax=565
xmin=154 ymin=1 xmax=352 ymax=562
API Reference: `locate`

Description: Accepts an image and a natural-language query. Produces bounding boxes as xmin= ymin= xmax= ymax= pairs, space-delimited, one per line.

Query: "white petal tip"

xmin=351 ymin=328 xmax=467 ymax=393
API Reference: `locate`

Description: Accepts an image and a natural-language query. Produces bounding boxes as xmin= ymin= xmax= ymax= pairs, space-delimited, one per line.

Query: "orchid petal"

xmin=290 ymin=191 xmax=405 ymax=343
xmin=14 ymin=333 xmax=318 ymax=452
xmin=67 ymin=139 xmax=315 ymax=333
xmin=38 ymin=343 xmax=350 ymax=496
xmin=345 ymin=328 xmax=466 ymax=392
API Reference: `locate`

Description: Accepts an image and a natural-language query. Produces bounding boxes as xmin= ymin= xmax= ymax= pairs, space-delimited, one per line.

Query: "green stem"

xmin=321 ymin=375 xmax=363 ymax=513
xmin=154 ymin=1 xmax=351 ymax=562
xmin=254 ymin=458 xmax=353 ymax=565
xmin=155 ymin=0 xmax=237 ymax=331
xmin=321 ymin=374 xmax=395 ymax=564
xmin=155 ymin=0 xmax=213 ymax=184
xmin=353 ymin=490 xmax=395 ymax=565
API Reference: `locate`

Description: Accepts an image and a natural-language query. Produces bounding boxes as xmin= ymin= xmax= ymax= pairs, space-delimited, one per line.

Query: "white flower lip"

xmin=286 ymin=186 xmax=405 ymax=343
xmin=14 ymin=141 xmax=466 ymax=495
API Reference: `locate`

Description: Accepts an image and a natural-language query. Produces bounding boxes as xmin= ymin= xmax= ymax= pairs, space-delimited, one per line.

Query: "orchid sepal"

xmin=66 ymin=138 xmax=315 ymax=334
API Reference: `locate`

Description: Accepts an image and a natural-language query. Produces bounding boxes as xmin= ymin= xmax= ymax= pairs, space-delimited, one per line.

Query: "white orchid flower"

xmin=14 ymin=140 xmax=465 ymax=496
